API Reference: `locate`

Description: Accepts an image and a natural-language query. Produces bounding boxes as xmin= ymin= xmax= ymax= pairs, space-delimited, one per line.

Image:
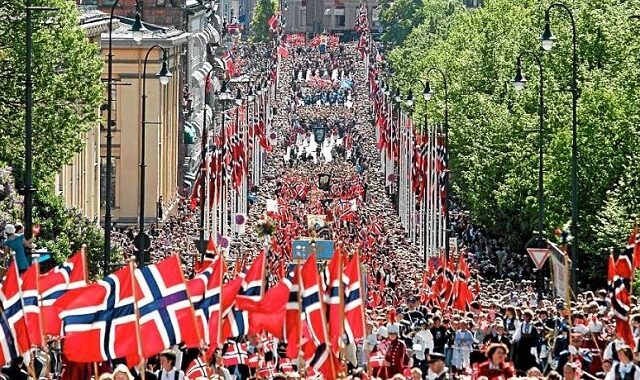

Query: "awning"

xmin=190 ymin=62 xmax=214 ymax=87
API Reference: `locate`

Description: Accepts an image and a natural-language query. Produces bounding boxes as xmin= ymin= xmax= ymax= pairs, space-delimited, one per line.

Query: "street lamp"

xmin=131 ymin=12 xmax=147 ymax=44
xmin=422 ymin=80 xmax=433 ymax=101
xmin=137 ymin=45 xmax=172 ymax=265
xmin=423 ymin=67 xmax=450 ymax=259
xmin=512 ymin=51 xmax=545 ymax=249
xmin=540 ymin=2 xmax=579 ymax=291
xmin=405 ymin=89 xmax=414 ymax=108
xmin=103 ymin=0 xmax=120 ymax=274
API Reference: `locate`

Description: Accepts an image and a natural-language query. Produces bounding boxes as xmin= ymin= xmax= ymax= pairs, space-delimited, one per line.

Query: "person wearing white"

xmin=156 ymin=351 xmax=185 ymax=380
xmin=604 ymin=345 xmax=640 ymax=380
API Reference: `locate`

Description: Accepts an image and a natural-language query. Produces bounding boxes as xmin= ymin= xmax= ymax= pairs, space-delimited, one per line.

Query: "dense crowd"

xmin=1 ymin=40 xmax=638 ymax=380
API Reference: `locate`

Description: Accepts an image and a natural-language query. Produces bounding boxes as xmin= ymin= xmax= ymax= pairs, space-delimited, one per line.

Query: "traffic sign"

xmin=527 ymin=248 xmax=550 ymax=270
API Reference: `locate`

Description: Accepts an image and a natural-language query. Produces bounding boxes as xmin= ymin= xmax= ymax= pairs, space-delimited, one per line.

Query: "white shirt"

xmin=156 ymin=367 xmax=185 ymax=380
xmin=604 ymin=363 xmax=640 ymax=380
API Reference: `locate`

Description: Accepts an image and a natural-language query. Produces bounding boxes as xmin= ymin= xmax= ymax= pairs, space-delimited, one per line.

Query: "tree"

xmin=250 ymin=0 xmax=277 ymax=43
xmin=388 ymin=0 xmax=640 ymax=286
xmin=0 ymin=1 xmax=106 ymax=274
xmin=0 ymin=0 xmax=103 ymax=185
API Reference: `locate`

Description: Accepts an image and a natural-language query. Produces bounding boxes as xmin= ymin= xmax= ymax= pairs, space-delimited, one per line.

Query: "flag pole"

xmin=128 ymin=258 xmax=146 ymax=380
xmin=296 ymin=251 xmax=304 ymax=377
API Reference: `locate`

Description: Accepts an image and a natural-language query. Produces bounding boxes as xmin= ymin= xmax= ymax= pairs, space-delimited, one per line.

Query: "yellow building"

xmin=54 ymin=7 xmax=111 ymax=222
xmin=101 ymin=18 xmax=189 ymax=225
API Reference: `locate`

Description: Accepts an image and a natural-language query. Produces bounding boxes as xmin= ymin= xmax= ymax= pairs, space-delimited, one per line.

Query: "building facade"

xmin=54 ymin=7 xmax=112 ymax=222
xmin=282 ymin=0 xmax=378 ymax=36
xmin=101 ymin=20 xmax=189 ymax=224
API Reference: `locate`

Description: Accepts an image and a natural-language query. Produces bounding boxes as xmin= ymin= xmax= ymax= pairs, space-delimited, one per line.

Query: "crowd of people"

xmin=1 ymin=38 xmax=638 ymax=380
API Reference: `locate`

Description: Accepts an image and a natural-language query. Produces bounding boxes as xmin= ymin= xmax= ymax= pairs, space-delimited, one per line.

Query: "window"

xmin=335 ymin=14 xmax=345 ymax=27
xmin=100 ymin=157 xmax=116 ymax=208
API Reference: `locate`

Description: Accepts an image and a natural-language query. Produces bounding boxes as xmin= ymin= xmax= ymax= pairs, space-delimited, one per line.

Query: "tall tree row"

xmin=385 ymin=0 xmax=640 ymax=286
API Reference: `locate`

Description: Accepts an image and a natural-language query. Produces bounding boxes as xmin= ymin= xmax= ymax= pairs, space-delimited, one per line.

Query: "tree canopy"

xmin=0 ymin=0 xmax=103 ymax=185
xmin=386 ymin=0 xmax=640 ymax=287
xmin=250 ymin=0 xmax=277 ymax=43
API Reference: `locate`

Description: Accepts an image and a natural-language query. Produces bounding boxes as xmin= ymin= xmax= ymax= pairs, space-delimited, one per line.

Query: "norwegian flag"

xmin=222 ymin=51 xmax=235 ymax=76
xmin=56 ymin=264 xmax=138 ymax=362
xmin=222 ymin=340 xmax=248 ymax=366
xmin=267 ymin=13 xmax=280 ymax=33
xmin=19 ymin=259 xmax=43 ymax=349
xmin=0 ymin=309 xmax=19 ymax=367
xmin=187 ymin=259 xmax=216 ymax=343
xmin=41 ymin=250 xmax=88 ymax=335
xmin=234 ymin=271 xmax=292 ymax=339
xmin=344 ymin=251 xmax=365 ymax=343
xmin=369 ymin=350 xmax=385 ymax=368
xmin=208 ymin=275 xmax=243 ymax=349
xmin=285 ymin=264 xmax=301 ymax=359
xmin=354 ymin=2 xmax=368 ymax=32
xmin=135 ymin=256 xmax=200 ymax=357
xmin=300 ymin=254 xmax=332 ymax=357
xmin=257 ymin=357 xmax=278 ymax=378
xmin=308 ymin=343 xmax=339 ymax=379
xmin=325 ymin=247 xmax=345 ymax=355
xmin=195 ymin=237 xmax=218 ymax=273
xmin=435 ymin=134 xmax=448 ymax=215
xmin=277 ymin=40 xmax=289 ymax=58
xmin=611 ymin=275 xmax=635 ymax=349
xmin=185 ymin=355 xmax=212 ymax=379
xmin=220 ymin=252 xmax=267 ymax=339
xmin=0 ymin=258 xmax=34 ymax=354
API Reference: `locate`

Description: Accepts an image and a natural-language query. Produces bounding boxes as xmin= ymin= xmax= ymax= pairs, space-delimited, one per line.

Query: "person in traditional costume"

xmin=384 ymin=324 xmax=408 ymax=377
xmin=474 ymin=343 xmax=516 ymax=380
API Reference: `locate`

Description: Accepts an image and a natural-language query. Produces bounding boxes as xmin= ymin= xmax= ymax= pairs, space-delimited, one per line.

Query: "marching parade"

xmin=2 ymin=0 xmax=640 ymax=379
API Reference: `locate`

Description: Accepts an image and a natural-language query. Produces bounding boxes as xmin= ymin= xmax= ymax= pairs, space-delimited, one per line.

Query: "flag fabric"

xmin=56 ymin=265 xmax=138 ymax=362
xmin=185 ymin=355 xmax=212 ymax=379
xmin=267 ymin=13 xmax=279 ymax=33
xmin=0 ymin=309 xmax=19 ymax=367
xmin=277 ymin=41 xmax=289 ymax=58
xmin=19 ymin=260 xmax=43 ymax=348
xmin=300 ymin=254 xmax=328 ymax=349
xmin=135 ymin=255 xmax=200 ymax=357
xmin=40 ymin=250 xmax=88 ymax=336
xmin=236 ymin=251 xmax=266 ymax=303
xmin=611 ymin=275 xmax=635 ymax=349
xmin=607 ymin=252 xmax=616 ymax=285
xmin=325 ymin=248 xmax=344 ymax=355
xmin=0 ymin=258 xmax=33 ymax=353
xmin=235 ymin=271 xmax=293 ymax=339
xmin=208 ymin=275 xmax=243 ymax=349
xmin=284 ymin=264 xmax=301 ymax=358
xmin=344 ymin=251 xmax=365 ymax=343
xmin=187 ymin=260 xmax=216 ymax=344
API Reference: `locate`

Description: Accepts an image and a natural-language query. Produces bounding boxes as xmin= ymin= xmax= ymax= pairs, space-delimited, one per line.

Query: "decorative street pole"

xmin=199 ymin=68 xmax=216 ymax=262
xmin=22 ymin=0 xmax=57 ymax=245
xmin=512 ymin=51 xmax=546 ymax=248
xmin=137 ymin=46 xmax=172 ymax=265
xmin=540 ymin=2 xmax=579 ymax=291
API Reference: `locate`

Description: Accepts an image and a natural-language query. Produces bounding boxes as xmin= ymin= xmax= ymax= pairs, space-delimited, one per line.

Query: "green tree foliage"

xmin=388 ymin=0 xmax=640 ymax=287
xmin=0 ymin=1 xmax=106 ymax=275
xmin=378 ymin=0 xmax=428 ymax=46
xmin=250 ymin=0 xmax=277 ymax=43
xmin=0 ymin=0 xmax=103 ymax=185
